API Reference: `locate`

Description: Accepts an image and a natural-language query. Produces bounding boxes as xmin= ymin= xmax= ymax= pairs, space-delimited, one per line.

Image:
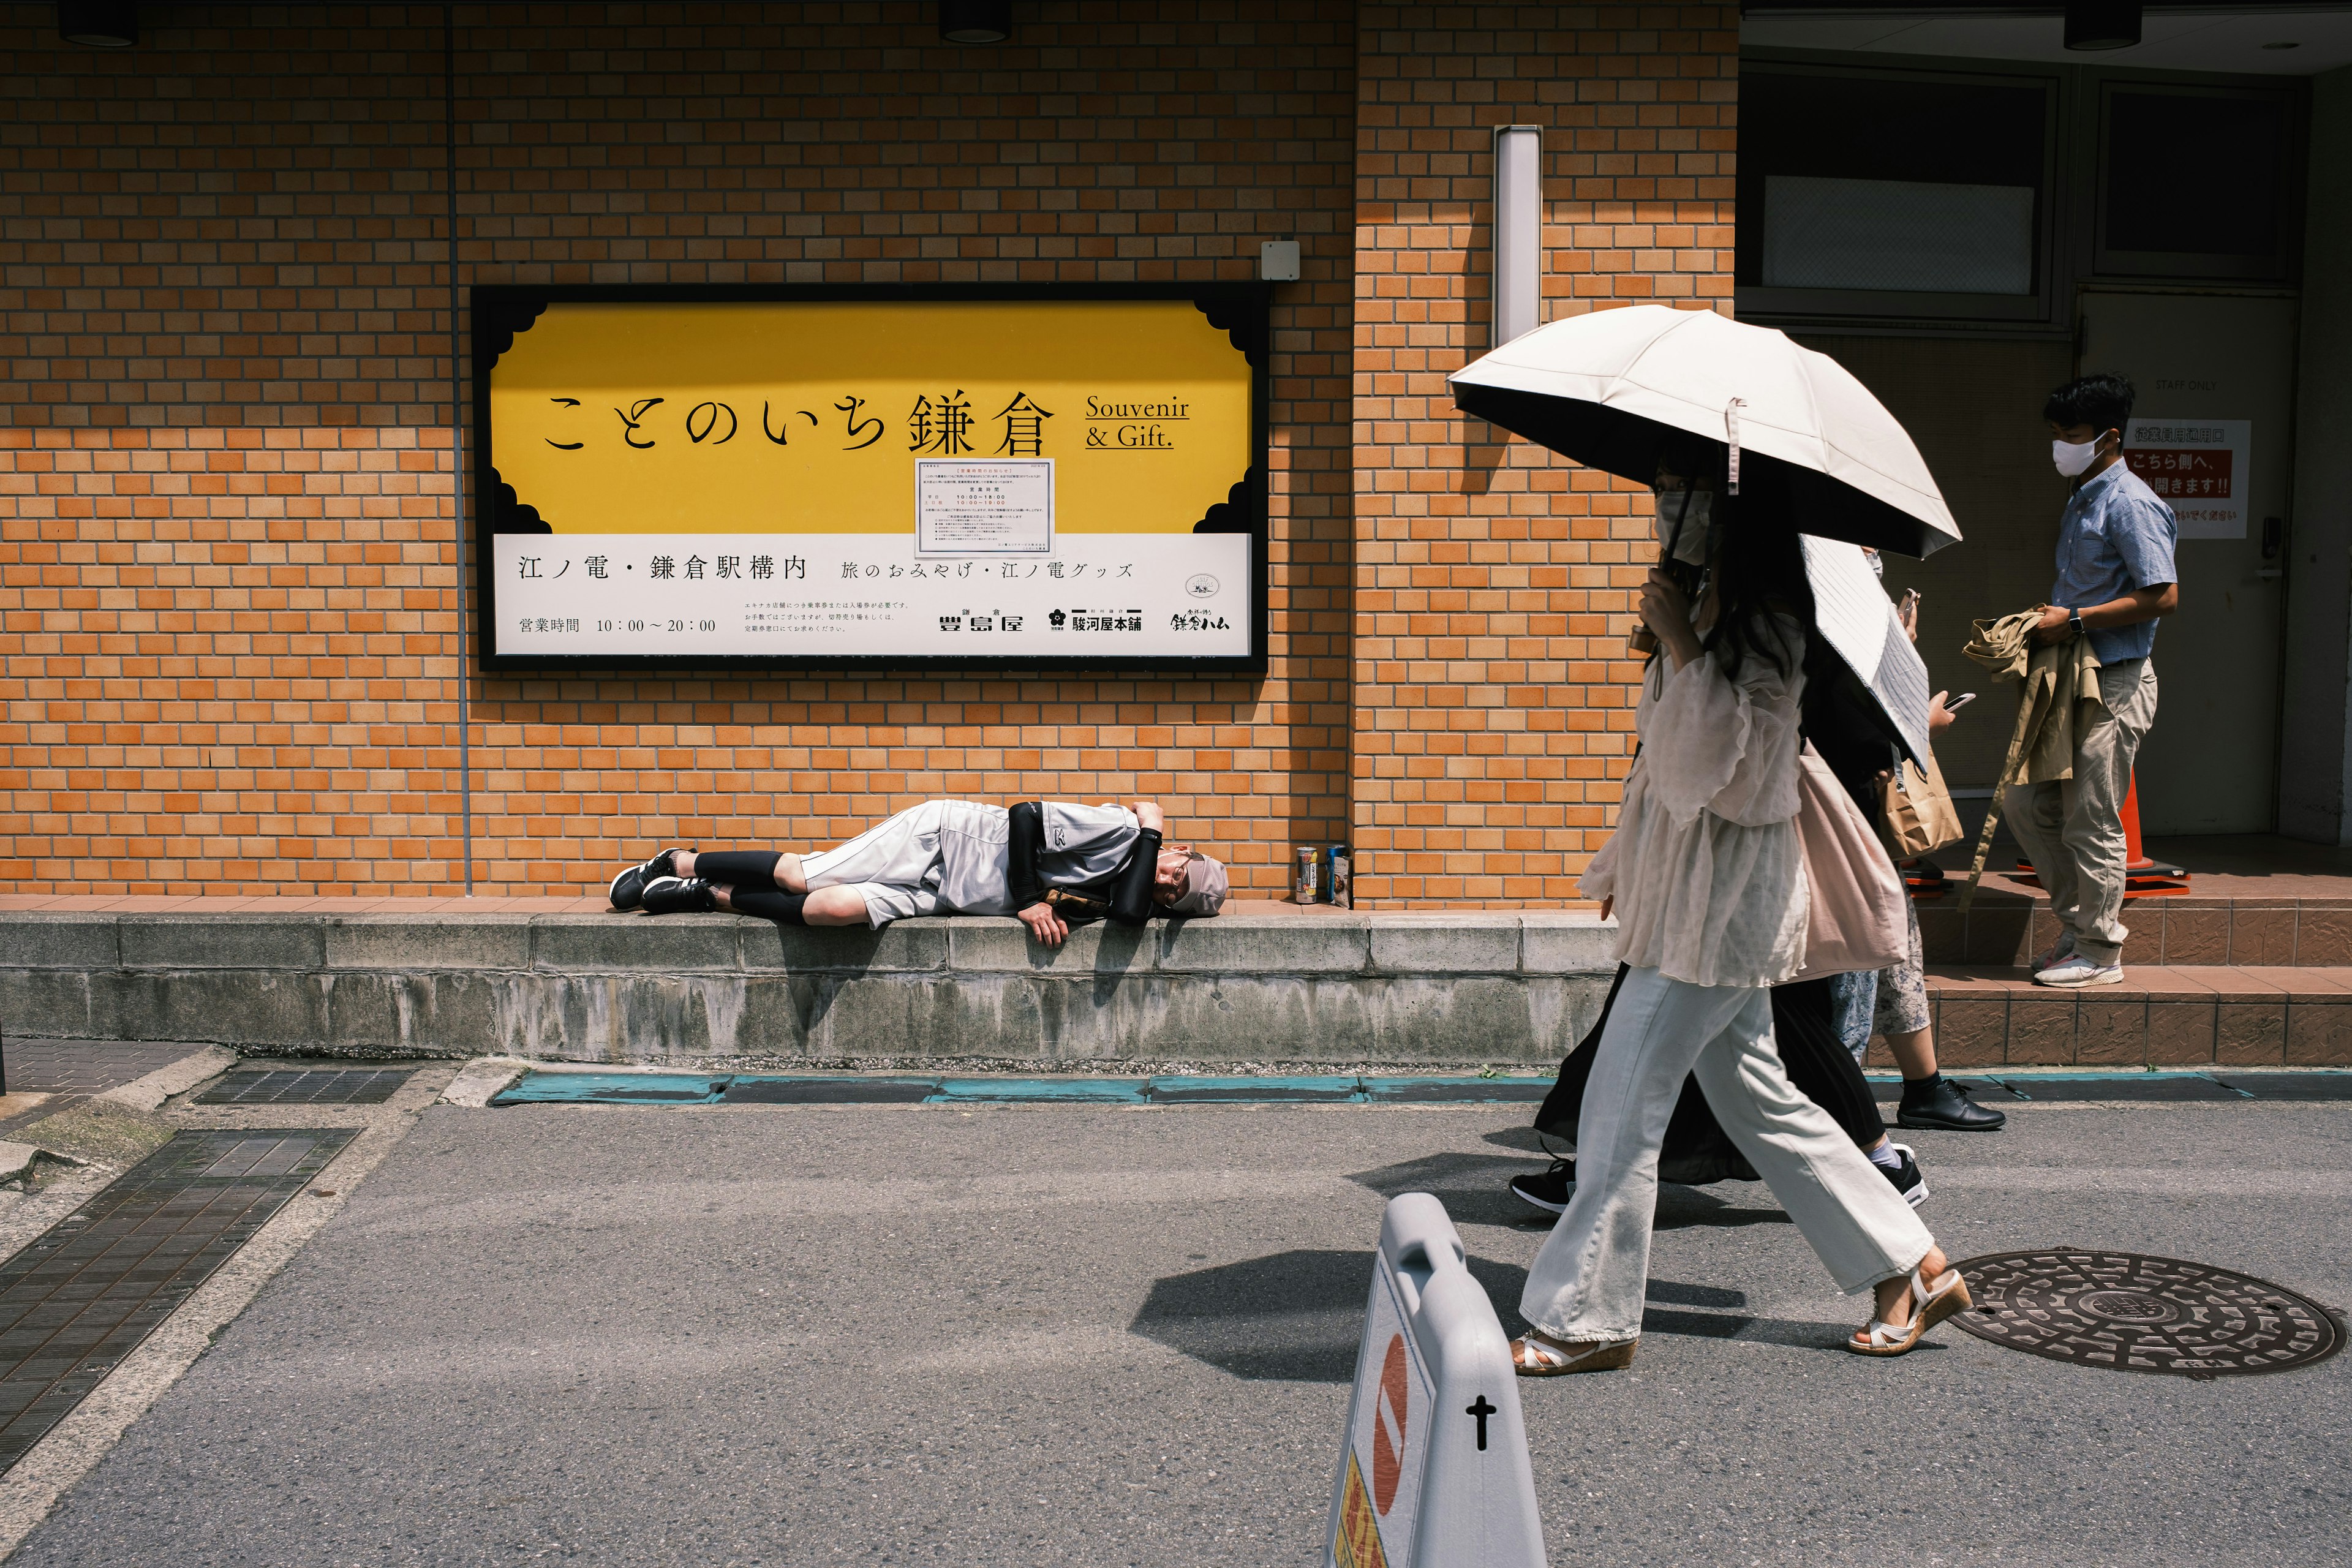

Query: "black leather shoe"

xmin=1897 ymin=1077 xmax=2007 ymax=1131
xmin=609 ymin=847 xmax=690 ymax=911
xmin=639 ymin=875 xmax=718 ymax=915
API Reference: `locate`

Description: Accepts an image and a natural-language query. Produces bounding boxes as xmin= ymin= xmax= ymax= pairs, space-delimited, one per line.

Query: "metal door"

xmin=2078 ymin=290 xmax=2296 ymax=835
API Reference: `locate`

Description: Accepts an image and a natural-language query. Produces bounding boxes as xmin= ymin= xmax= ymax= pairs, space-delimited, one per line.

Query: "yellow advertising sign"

xmin=488 ymin=298 xmax=1253 ymax=535
xmin=475 ymin=288 xmax=1264 ymax=668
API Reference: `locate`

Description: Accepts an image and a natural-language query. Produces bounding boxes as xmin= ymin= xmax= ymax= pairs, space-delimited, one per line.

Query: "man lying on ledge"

xmin=605 ymin=799 xmax=1229 ymax=944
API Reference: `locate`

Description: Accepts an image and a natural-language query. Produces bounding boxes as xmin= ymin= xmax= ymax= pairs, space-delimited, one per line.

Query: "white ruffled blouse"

xmin=1581 ymin=617 xmax=1811 ymax=989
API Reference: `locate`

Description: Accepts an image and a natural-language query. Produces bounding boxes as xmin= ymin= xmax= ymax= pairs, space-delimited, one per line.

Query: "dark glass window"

xmin=2104 ymin=91 xmax=2288 ymax=259
xmin=1739 ymin=70 xmax=2049 ymax=299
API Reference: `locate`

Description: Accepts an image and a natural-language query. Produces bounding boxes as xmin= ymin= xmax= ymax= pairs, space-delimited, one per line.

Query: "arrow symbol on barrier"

xmin=1466 ymin=1394 xmax=1496 ymax=1451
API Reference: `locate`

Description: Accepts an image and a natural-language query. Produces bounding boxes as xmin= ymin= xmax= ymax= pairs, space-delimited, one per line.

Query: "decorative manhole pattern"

xmin=1950 ymin=1249 xmax=2344 ymax=1379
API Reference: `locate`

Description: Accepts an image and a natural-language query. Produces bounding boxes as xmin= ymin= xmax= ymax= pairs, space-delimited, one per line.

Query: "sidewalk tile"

xmin=2228 ymin=907 xmax=2298 ymax=965
xmin=2075 ymin=997 xmax=2149 ymax=1065
xmin=2146 ymin=1001 xmax=2218 ymax=1065
xmin=2006 ymin=994 xmax=2076 ymax=1065
xmin=2295 ymin=907 xmax=2352 ymax=964
xmin=2217 ymin=1001 xmax=2288 ymax=1064
xmin=2158 ymin=904 xmax=2230 ymax=965
xmin=2286 ymin=1001 xmax=2352 ymax=1065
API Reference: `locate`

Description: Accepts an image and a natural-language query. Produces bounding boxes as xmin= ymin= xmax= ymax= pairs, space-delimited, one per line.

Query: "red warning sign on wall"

xmin=2124 ymin=418 xmax=2252 ymax=540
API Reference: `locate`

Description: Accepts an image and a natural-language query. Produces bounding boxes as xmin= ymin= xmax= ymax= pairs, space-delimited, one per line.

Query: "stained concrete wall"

xmin=2280 ymin=64 xmax=2352 ymax=842
xmin=0 ymin=910 xmax=1618 ymax=1068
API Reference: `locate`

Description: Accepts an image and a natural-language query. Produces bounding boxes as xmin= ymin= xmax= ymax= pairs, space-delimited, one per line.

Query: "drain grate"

xmin=0 ymin=1129 xmax=354 ymax=1469
xmin=1950 ymin=1248 xmax=2344 ymax=1379
xmin=197 ymin=1069 xmax=415 ymax=1106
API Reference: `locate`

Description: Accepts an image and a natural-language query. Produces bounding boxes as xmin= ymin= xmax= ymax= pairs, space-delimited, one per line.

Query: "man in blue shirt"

xmin=2009 ymin=373 xmax=2180 ymax=988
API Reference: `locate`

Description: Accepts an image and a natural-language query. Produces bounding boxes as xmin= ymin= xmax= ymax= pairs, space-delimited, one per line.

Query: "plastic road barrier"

xmin=1324 ymin=1193 xmax=1545 ymax=1568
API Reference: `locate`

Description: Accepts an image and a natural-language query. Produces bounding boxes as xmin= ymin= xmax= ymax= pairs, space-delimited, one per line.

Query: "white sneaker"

xmin=2030 ymin=932 xmax=2076 ymax=973
xmin=2035 ymin=956 xmax=2122 ymax=988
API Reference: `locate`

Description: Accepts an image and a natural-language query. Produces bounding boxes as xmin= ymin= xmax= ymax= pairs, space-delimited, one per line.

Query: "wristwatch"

xmin=2067 ymin=609 xmax=2085 ymax=639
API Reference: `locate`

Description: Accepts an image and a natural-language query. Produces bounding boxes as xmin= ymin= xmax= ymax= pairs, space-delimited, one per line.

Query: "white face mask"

xmin=2051 ymin=435 xmax=2105 ymax=477
xmin=1653 ymin=487 xmax=1713 ymax=566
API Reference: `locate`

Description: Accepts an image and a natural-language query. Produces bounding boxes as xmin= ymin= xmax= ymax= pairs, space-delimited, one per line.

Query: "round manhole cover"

xmin=1950 ymin=1250 xmax=2343 ymax=1379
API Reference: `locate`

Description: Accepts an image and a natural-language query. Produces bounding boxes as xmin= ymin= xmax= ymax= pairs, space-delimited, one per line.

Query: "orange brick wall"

xmin=1 ymin=2 xmax=1735 ymax=903
xmin=1349 ymin=2 xmax=1737 ymax=905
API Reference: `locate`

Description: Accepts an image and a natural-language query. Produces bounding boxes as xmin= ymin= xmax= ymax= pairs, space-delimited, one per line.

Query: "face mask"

xmin=1653 ymin=488 xmax=1713 ymax=566
xmin=2052 ymin=435 xmax=2104 ymax=477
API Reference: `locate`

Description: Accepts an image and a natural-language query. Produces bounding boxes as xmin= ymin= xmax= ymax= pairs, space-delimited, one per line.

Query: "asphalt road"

xmin=12 ymin=1099 xmax=2350 ymax=1566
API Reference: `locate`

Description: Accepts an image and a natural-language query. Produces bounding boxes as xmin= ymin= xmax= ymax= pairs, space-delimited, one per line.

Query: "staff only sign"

xmin=471 ymin=284 xmax=1268 ymax=670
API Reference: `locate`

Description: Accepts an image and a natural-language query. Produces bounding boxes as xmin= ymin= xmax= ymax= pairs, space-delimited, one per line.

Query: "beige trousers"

xmin=2002 ymin=657 xmax=2158 ymax=968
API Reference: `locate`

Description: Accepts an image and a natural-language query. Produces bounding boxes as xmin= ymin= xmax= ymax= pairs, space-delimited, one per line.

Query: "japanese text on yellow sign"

xmin=489 ymin=299 xmax=1253 ymax=535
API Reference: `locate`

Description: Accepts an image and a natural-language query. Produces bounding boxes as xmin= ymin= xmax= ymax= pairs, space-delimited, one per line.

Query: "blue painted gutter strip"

xmin=494 ymin=1071 xmax=1555 ymax=1105
xmin=933 ymin=1077 xmax=1150 ymax=1102
xmin=492 ymin=1067 xmax=2350 ymax=1107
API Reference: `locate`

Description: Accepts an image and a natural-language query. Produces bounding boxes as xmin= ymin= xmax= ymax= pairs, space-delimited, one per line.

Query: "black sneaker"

xmin=609 ymin=848 xmax=691 ymax=911
xmin=1509 ymin=1159 xmax=1575 ymax=1216
xmin=639 ymin=875 xmax=718 ymax=916
xmin=1896 ymin=1076 xmax=2007 ymax=1132
xmin=1880 ymin=1142 xmax=1929 ymax=1208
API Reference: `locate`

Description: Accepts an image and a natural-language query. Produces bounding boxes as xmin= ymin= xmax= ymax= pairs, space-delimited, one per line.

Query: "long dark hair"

xmin=1700 ymin=497 xmax=1813 ymax=682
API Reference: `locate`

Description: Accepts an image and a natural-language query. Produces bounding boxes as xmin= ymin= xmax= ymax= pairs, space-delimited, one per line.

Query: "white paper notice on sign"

xmin=917 ymin=459 xmax=1054 ymax=556
xmin=2125 ymin=418 xmax=2251 ymax=540
xmin=1332 ymin=1251 xmax=1434 ymax=1568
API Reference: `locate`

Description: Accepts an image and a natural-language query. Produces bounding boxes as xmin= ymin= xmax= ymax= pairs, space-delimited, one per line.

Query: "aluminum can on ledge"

xmin=1295 ymin=845 xmax=1321 ymax=905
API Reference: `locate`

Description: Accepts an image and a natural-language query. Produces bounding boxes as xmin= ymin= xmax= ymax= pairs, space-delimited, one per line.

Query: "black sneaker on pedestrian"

xmin=1896 ymin=1076 xmax=2007 ymax=1132
xmin=1509 ymin=1159 xmax=1575 ymax=1216
xmin=639 ymin=875 xmax=718 ymax=916
xmin=609 ymin=847 xmax=691 ymax=911
xmin=1881 ymin=1142 xmax=1929 ymax=1208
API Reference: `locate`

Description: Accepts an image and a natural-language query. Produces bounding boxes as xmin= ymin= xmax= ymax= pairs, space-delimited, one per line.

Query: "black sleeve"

xmin=1007 ymin=801 xmax=1045 ymax=908
xmin=1109 ymin=827 xmax=1163 ymax=926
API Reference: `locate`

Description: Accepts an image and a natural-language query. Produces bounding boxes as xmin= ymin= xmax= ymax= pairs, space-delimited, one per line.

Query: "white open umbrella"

xmin=1803 ymin=535 xmax=1934 ymax=765
xmin=1449 ymin=306 xmax=1961 ymax=558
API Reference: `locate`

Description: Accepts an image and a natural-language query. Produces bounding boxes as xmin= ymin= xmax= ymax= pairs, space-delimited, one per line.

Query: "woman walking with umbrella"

xmin=1450 ymin=307 xmax=1973 ymax=1369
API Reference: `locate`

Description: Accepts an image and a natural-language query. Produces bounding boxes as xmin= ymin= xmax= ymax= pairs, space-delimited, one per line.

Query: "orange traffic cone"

xmin=2013 ymin=771 xmax=2190 ymax=898
xmin=2120 ymin=774 xmax=2189 ymax=891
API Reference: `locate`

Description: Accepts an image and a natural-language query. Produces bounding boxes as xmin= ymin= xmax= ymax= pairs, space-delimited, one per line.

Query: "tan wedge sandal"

xmin=1847 ymin=1264 xmax=1973 ymax=1357
xmin=1510 ymin=1332 xmax=1637 ymax=1377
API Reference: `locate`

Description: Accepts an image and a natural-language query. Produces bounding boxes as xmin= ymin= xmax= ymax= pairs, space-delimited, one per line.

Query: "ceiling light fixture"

xmin=2063 ymin=0 xmax=2141 ymax=51
xmin=938 ymin=1 xmax=1011 ymax=45
xmin=56 ymin=0 xmax=137 ymax=47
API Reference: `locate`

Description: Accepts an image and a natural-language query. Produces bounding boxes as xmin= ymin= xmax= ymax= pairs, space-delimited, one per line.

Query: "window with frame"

xmin=1738 ymin=66 xmax=2058 ymax=325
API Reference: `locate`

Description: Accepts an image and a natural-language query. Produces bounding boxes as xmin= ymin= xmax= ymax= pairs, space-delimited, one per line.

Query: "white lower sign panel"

xmin=493 ymin=532 xmax=1249 ymax=660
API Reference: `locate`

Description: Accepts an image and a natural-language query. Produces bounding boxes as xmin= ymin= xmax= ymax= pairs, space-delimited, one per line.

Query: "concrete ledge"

xmin=0 ymin=905 xmax=1619 ymax=1066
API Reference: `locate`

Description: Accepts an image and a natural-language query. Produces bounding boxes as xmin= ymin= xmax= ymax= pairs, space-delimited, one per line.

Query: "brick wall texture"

xmin=1 ymin=1 xmax=1735 ymax=901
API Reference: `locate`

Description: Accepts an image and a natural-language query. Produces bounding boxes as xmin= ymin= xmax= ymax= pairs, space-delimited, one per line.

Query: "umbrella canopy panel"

xmin=1449 ymin=306 xmax=1962 ymax=559
xmin=1803 ymin=535 xmax=1935 ymax=767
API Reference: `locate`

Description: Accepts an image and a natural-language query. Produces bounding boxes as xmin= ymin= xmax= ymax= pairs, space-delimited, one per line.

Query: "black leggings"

xmin=1533 ymin=965 xmax=1885 ymax=1179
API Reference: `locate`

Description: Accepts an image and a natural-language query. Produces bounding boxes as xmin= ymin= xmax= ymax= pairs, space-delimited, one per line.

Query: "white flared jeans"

xmin=1519 ymin=966 xmax=1935 ymax=1343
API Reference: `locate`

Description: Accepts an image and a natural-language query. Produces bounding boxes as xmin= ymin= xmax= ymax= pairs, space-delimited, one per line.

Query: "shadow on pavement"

xmin=1347 ymin=1150 xmax=1795 ymax=1232
xmin=1130 ymin=1251 xmax=1852 ymax=1382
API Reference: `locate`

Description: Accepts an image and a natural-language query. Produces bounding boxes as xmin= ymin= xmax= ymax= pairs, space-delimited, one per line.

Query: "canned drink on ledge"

xmin=1329 ymin=845 xmax=1352 ymax=909
xmin=1295 ymin=845 xmax=1320 ymax=905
